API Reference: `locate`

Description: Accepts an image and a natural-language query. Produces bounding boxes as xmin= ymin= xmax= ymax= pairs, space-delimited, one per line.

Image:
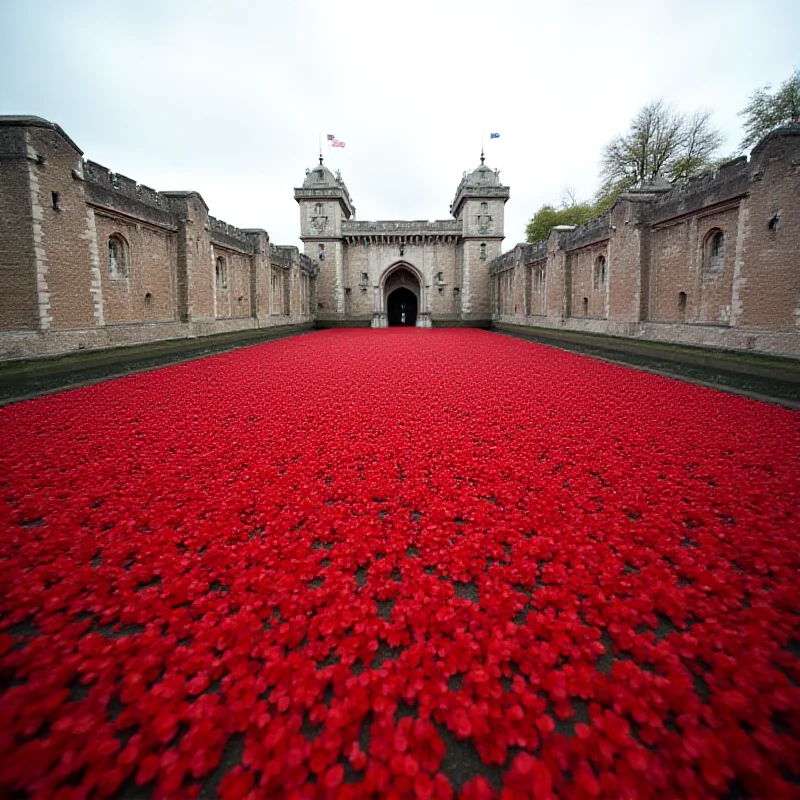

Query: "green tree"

xmin=738 ymin=70 xmax=800 ymax=152
xmin=597 ymin=99 xmax=722 ymax=202
xmin=524 ymin=191 xmax=598 ymax=244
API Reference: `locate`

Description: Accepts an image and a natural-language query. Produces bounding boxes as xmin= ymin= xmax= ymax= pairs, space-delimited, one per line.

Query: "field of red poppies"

xmin=1 ymin=329 xmax=798 ymax=799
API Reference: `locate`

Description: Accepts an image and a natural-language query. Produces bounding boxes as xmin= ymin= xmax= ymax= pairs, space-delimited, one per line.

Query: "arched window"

xmin=704 ymin=230 xmax=724 ymax=272
xmin=593 ymin=256 xmax=606 ymax=290
xmin=582 ymin=297 xmax=589 ymax=316
xmin=215 ymin=256 xmax=228 ymax=290
xmin=533 ymin=267 xmax=545 ymax=293
xmin=479 ymin=243 xmax=487 ymax=261
xmin=108 ymin=234 xmax=130 ymax=279
xmin=678 ymin=291 xmax=687 ymax=319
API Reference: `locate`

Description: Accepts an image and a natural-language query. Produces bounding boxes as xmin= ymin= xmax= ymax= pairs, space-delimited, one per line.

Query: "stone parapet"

xmin=0 ymin=315 xmax=315 ymax=361
xmin=494 ymin=317 xmax=800 ymax=359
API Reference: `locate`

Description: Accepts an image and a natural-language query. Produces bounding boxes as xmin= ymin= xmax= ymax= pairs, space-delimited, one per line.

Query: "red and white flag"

xmin=331 ymin=139 xmax=345 ymax=148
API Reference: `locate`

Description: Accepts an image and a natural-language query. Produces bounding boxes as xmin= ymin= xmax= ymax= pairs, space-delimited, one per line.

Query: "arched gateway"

xmin=372 ymin=263 xmax=430 ymax=328
xmin=294 ymin=155 xmax=509 ymax=328
xmin=387 ymin=287 xmax=417 ymax=326
xmin=384 ymin=265 xmax=420 ymax=327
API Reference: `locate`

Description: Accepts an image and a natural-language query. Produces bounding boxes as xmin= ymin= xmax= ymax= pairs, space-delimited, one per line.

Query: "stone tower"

xmin=294 ymin=159 xmax=355 ymax=319
xmin=450 ymin=156 xmax=510 ymax=320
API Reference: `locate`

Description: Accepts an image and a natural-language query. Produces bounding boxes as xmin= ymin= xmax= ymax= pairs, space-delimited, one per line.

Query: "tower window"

xmin=678 ymin=291 xmax=687 ymax=318
xmin=768 ymin=215 xmax=780 ymax=231
xmin=318 ymin=243 xmax=326 ymax=261
xmin=51 ymin=192 xmax=61 ymax=211
xmin=582 ymin=297 xmax=588 ymax=316
xmin=479 ymin=243 xmax=487 ymax=261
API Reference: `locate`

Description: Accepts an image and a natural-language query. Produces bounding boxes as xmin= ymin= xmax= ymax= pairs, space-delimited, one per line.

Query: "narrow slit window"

xmin=215 ymin=256 xmax=228 ymax=290
xmin=108 ymin=234 xmax=129 ymax=278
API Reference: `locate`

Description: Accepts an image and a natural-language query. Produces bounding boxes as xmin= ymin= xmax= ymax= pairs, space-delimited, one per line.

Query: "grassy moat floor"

xmin=1 ymin=329 xmax=798 ymax=798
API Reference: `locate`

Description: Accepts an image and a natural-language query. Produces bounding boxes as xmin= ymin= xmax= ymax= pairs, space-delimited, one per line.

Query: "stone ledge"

xmin=0 ymin=323 xmax=314 ymax=405
xmin=491 ymin=316 xmax=800 ymax=361
xmin=492 ymin=322 xmax=800 ymax=384
xmin=0 ymin=317 xmax=314 ymax=362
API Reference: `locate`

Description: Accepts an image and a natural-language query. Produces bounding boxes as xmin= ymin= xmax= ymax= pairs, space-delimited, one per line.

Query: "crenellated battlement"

xmin=487 ymin=124 xmax=800 ymax=358
xmin=0 ymin=115 xmax=317 ymax=357
xmin=270 ymin=243 xmax=298 ymax=269
xmin=83 ymin=161 xmax=171 ymax=211
xmin=522 ymin=241 xmax=548 ymax=264
xmin=646 ymin=157 xmax=750 ymax=225
xmin=565 ymin=214 xmax=613 ymax=250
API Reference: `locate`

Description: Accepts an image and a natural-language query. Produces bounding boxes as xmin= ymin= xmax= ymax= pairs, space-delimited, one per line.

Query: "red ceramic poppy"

xmin=0 ymin=330 xmax=798 ymax=797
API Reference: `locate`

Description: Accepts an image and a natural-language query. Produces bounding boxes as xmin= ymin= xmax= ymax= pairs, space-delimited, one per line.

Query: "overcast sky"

xmin=1 ymin=0 xmax=797 ymax=249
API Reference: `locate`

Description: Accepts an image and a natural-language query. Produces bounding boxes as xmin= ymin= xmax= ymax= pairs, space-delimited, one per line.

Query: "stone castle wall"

xmin=0 ymin=117 xmax=316 ymax=361
xmin=490 ymin=126 xmax=800 ymax=358
xmin=2 ymin=117 xmax=797 ymax=360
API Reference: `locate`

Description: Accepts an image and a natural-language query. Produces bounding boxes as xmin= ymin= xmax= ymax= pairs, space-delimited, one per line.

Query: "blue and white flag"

xmin=490 ymin=132 xmax=501 ymax=139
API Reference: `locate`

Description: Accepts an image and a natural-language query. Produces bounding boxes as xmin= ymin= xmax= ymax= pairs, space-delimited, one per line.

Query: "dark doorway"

xmin=387 ymin=287 xmax=418 ymax=326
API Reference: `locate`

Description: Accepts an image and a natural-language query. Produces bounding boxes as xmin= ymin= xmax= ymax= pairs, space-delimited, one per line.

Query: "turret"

xmin=294 ymin=158 xmax=355 ymax=317
xmin=450 ymin=155 xmax=510 ymax=319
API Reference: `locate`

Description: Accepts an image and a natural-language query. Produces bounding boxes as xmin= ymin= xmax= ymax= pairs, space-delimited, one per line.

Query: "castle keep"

xmin=0 ymin=116 xmax=798 ymax=360
xmin=295 ymin=156 xmax=508 ymax=328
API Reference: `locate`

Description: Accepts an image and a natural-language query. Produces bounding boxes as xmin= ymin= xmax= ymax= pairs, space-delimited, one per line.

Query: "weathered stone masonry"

xmin=490 ymin=126 xmax=800 ymax=358
xmin=0 ymin=117 xmax=315 ymax=360
xmin=295 ymin=156 xmax=509 ymax=328
xmin=1 ymin=116 xmax=798 ymax=360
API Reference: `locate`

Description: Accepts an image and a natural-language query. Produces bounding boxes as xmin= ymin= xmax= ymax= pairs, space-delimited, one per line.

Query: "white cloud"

xmin=1 ymin=0 xmax=797 ymax=248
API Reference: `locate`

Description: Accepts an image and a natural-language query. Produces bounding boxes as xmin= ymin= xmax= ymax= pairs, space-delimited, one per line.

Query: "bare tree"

xmin=560 ymin=186 xmax=581 ymax=208
xmin=598 ymin=100 xmax=723 ymax=203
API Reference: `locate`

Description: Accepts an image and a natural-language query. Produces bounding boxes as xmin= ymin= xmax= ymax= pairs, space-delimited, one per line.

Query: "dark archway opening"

xmin=387 ymin=287 xmax=418 ymax=327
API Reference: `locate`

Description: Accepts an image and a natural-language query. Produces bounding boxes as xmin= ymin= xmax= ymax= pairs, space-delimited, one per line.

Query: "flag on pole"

xmin=490 ymin=132 xmax=501 ymax=139
xmin=331 ymin=140 xmax=346 ymax=148
xmin=327 ymin=134 xmax=335 ymax=141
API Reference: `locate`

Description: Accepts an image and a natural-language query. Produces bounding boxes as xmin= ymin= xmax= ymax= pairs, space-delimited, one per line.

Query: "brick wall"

xmin=735 ymin=129 xmax=800 ymax=328
xmin=0 ymin=127 xmax=38 ymax=330
xmin=490 ymin=125 xmax=800 ymax=358
xmin=0 ymin=117 xmax=315 ymax=360
xmin=28 ymin=127 xmax=96 ymax=330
